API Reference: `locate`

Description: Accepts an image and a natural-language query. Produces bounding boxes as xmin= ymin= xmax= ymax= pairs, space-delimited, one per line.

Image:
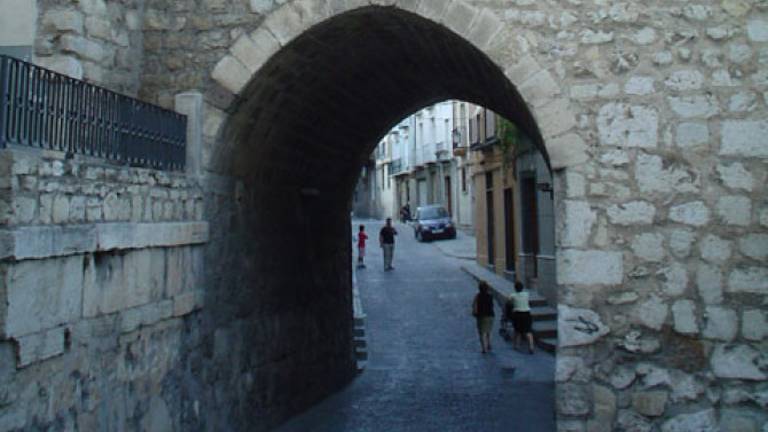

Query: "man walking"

xmin=379 ymin=218 xmax=398 ymax=271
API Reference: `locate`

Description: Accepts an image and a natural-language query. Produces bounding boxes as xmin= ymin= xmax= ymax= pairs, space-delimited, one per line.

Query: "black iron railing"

xmin=0 ymin=55 xmax=186 ymax=171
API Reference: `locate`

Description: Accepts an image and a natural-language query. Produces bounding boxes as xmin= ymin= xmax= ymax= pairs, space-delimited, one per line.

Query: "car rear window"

xmin=420 ymin=207 xmax=448 ymax=219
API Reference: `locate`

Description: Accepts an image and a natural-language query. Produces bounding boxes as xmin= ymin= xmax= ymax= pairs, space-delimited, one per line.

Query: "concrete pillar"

xmin=174 ymin=92 xmax=203 ymax=178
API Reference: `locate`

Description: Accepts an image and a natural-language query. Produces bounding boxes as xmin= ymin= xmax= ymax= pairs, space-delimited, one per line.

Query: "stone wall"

xmin=33 ymin=0 xmax=147 ymax=96
xmin=16 ymin=0 xmax=768 ymax=431
xmin=0 ymin=147 xmax=208 ymax=430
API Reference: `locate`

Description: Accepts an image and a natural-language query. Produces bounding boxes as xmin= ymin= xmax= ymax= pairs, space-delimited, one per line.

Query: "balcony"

xmin=435 ymin=141 xmax=451 ymax=162
xmin=390 ymin=158 xmax=409 ymax=177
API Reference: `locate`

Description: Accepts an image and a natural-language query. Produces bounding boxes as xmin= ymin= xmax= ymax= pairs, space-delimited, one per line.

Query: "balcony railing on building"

xmin=0 ymin=55 xmax=186 ymax=171
xmin=435 ymin=141 xmax=451 ymax=162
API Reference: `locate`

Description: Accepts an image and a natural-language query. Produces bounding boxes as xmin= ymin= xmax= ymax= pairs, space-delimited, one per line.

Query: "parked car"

xmin=413 ymin=205 xmax=456 ymax=241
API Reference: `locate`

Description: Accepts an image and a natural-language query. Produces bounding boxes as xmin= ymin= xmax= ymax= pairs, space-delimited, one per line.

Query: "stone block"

xmin=558 ymin=201 xmax=596 ymax=248
xmin=669 ymin=229 xmax=695 ymax=258
xmin=625 ymin=76 xmax=655 ymax=95
xmin=669 ymin=201 xmax=710 ymax=227
xmin=668 ymin=94 xmax=720 ymax=118
xmin=716 ymin=196 xmax=752 ymax=226
xmin=727 ymin=267 xmax=768 ymax=294
xmin=747 ymin=19 xmax=768 ymax=42
xmin=248 ymin=0 xmax=275 ymax=14
xmin=617 ymin=410 xmax=652 ymax=432
xmin=60 ymin=34 xmax=105 ymax=62
xmin=546 ymin=133 xmax=588 ymax=169
xmin=518 ymin=69 xmax=561 ymax=108
xmin=636 ymin=154 xmax=698 ymax=194
xmin=83 ymin=249 xmax=164 ymax=317
xmin=233 ymin=29 xmax=279 ymax=74
xmin=607 ymin=201 xmax=655 ymax=226
xmin=15 ymin=326 xmax=67 ymax=367
xmin=703 ymin=306 xmax=737 ymax=341
xmin=2 ymin=255 xmax=83 ymax=338
xmin=557 ymin=250 xmax=623 ymax=285
xmin=558 ymin=305 xmax=610 ymax=347
xmin=211 ymin=55 xmax=251 ymax=95
xmin=417 ymin=0 xmax=451 ymax=23
xmin=538 ymin=99 xmax=577 ymax=139
xmin=597 ymin=103 xmax=658 ymax=148
xmin=42 ymin=9 xmax=84 ymax=33
xmin=661 ymin=409 xmax=717 ymax=432
xmin=120 ymin=300 xmax=173 ymax=333
xmin=742 ymin=309 xmax=767 ymax=341
xmin=659 ymin=263 xmax=688 ymax=296
xmin=634 ymin=294 xmax=668 ymax=330
xmin=665 ymin=70 xmax=704 ymax=91
xmin=700 ymin=234 xmax=732 ymax=263
xmin=557 ymin=383 xmax=591 ymax=416
xmin=173 ymin=291 xmax=204 ymax=317
xmin=697 ymin=264 xmax=723 ymax=304
xmin=504 ymin=54 xmax=542 ymax=85
xmin=442 ymin=0 xmax=477 ymax=37
xmin=721 ymin=120 xmax=768 ymax=157
xmin=632 ymin=391 xmax=668 ymax=417
xmin=632 ymin=233 xmax=665 ymax=262
xmin=739 ymin=234 xmax=768 ymax=261
xmin=717 ymin=162 xmax=753 ymax=191
xmin=676 ymin=122 xmax=709 ymax=149
xmin=36 ymin=55 xmax=83 ymax=80
xmin=711 ymin=344 xmax=766 ymax=381
xmin=263 ymin=1 xmax=320 ymax=46
xmin=672 ymin=300 xmax=698 ymax=335
xmin=52 ymin=195 xmax=70 ymax=224
xmin=466 ymin=8 xmax=504 ymax=50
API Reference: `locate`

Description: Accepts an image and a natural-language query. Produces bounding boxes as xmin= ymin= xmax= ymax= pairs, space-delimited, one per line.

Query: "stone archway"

xmin=190 ymin=2 xmax=590 ymax=430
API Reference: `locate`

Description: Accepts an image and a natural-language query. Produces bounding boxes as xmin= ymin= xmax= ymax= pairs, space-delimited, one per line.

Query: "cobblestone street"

xmin=274 ymin=220 xmax=555 ymax=432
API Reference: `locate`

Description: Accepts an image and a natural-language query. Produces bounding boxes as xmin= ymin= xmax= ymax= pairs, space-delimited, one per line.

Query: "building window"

xmin=486 ymin=110 xmax=496 ymax=139
xmin=461 ymin=167 xmax=467 ymax=193
xmin=485 ymin=171 xmax=495 ymax=268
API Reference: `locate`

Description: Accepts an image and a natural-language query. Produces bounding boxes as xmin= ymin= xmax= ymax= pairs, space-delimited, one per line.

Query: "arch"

xmin=207 ymin=0 xmax=587 ymax=173
xmin=195 ymin=2 xmax=589 ymax=429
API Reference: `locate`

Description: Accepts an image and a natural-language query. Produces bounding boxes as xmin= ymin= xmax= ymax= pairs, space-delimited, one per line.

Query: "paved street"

xmin=273 ymin=220 xmax=555 ymax=432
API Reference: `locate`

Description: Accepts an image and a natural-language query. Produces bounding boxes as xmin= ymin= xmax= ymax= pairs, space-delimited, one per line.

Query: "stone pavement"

xmin=272 ymin=220 xmax=555 ymax=432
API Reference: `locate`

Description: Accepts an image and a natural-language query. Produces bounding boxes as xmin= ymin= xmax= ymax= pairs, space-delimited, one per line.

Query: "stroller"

xmin=499 ymin=296 xmax=515 ymax=341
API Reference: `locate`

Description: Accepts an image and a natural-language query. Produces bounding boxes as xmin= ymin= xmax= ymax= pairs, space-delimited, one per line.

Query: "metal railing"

xmin=0 ymin=55 xmax=186 ymax=171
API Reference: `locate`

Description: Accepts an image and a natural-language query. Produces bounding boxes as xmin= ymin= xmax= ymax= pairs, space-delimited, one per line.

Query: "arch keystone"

xmin=211 ymin=55 xmax=251 ymax=95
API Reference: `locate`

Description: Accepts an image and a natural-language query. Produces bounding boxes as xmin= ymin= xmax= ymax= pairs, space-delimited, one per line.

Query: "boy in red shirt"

xmin=356 ymin=225 xmax=368 ymax=268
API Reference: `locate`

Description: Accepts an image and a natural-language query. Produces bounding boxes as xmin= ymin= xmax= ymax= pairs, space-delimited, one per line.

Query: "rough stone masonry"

xmin=0 ymin=0 xmax=766 ymax=431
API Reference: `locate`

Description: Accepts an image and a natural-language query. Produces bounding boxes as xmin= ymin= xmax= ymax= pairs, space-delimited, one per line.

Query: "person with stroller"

xmin=509 ymin=281 xmax=535 ymax=354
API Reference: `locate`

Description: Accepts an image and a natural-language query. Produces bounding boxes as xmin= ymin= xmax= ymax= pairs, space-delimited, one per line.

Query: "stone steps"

xmin=461 ymin=263 xmax=558 ymax=355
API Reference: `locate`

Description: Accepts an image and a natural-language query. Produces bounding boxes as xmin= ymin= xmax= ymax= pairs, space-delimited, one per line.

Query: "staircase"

xmin=352 ymin=274 xmax=368 ymax=371
xmin=461 ymin=263 xmax=558 ymax=354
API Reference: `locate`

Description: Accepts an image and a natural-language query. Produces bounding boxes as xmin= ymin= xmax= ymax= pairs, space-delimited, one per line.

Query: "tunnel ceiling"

xmin=223 ymin=6 xmax=543 ymax=197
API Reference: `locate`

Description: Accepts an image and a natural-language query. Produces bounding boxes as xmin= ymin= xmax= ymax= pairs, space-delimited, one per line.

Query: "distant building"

xmin=362 ymin=101 xmax=473 ymax=229
xmin=467 ymin=104 xmax=556 ymax=305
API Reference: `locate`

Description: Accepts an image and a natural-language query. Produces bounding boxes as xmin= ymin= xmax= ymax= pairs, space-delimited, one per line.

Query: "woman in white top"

xmin=509 ymin=281 xmax=534 ymax=354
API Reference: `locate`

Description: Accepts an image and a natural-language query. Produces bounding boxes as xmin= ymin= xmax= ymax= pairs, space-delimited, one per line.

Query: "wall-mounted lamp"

xmin=537 ymin=182 xmax=554 ymax=200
